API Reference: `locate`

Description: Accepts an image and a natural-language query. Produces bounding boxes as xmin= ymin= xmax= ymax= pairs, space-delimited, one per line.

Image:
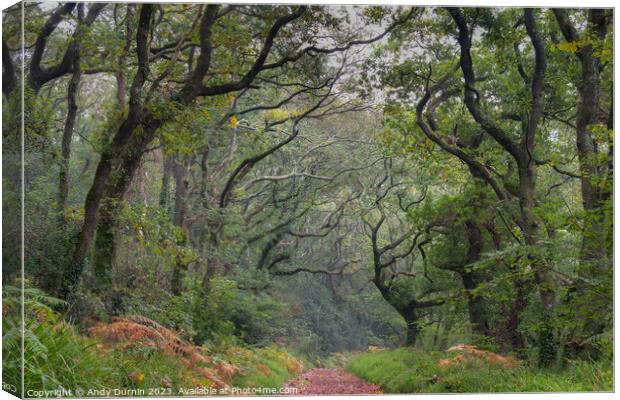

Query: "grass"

xmin=5 ymin=285 xmax=610 ymax=395
xmin=4 ymin=318 xmax=121 ymax=397
xmin=3 ymin=297 xmax=304 ymax=397
xmin=227 ymin=345 xmax=304 ymax=390
xmin=347 ymin=348 xmax=613 ymax=393
xmin=3 ymin=317 xmax=213 ymax=397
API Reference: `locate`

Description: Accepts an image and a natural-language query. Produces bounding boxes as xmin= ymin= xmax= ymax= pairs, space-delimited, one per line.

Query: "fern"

xmin=89 ymin=314 xmax=235 ymax=387
xmin=2 ymin=286 xmax=116 ymax=395
xmin=24 ymin=328 xmax=49 ymax=362
xmin=3 ymin=285 xmax=67 ymax=324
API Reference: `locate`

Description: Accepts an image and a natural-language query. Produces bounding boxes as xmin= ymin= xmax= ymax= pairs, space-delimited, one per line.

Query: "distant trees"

xmin=361 ymin=159 xmax=444 ymax=346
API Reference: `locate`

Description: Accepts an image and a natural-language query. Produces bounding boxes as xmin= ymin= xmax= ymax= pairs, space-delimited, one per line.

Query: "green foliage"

xmin=3 ymin=285 xmax=114 ymax=396
xmin=3 ymin=4 xmax=613 ymax=395
xmin=179 ymin=277 xmax=288 ymax=346
xmin=2 ymin=284 xmax=304 ymax=396
xmin=118 ymin=203 xmax=196 ymax=267
xmin=347 ymin=348 xmax=612 ymax=393
xmin=229 ymin=346 xmax=304 ymax=390
xmin=537 ymin=323 xmax=557 ymax=368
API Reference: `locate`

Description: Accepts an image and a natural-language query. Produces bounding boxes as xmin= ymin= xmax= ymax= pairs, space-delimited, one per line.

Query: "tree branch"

xmin=446 ymin=7 xmax=523 ymax=164
xmin=199 ymin=6 xmax=307 ymax=97
xmin=30 ymin=3 xmax=107 ymax=91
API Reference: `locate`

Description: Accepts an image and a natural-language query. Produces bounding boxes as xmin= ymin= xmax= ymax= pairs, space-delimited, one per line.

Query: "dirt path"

xmin=285 ymin=368 xmax=382 ymax=395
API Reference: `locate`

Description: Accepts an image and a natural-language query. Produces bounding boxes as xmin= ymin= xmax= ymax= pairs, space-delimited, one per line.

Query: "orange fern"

xmin=440 ymin=344 xmax=520 ymax=369
xmin=89 ymin=315 xmax=230 ymax=387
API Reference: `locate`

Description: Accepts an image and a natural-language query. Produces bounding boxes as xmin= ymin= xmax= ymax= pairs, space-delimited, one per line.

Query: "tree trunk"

xmin=518 ymin=162 xmax=557 ymax=366
xmin=402 ymin=308 xmax=420 ymax=347
xmin=518 ymin=163 xmax=555 ymax=314
xmin=92 ymin=198 xmax=117 ymax=288
xmin=60 ymin=5 xmax=157 ymax=301
xmin=485 ymin=219 xmax=528 ymax=353
xmin=61 ymin=116 xmax=163 ymax=300
xmin=115 ymin=5 xmax=133 ymax=111
xmin=159 ymin=151 xmax=172 ymax=209
xmin=202 ymin=228 xmax=224 ymax=293
xmin=57 ymin=43 xmax=80 ymax=228
xmin=571 ymin=12 xmax=612 ymax=341
xmin=504 ymin=286 xmax=527 ymax=352
xmin=171 ymin=155 xmax=188 ymax=295
xmin=91 ymin=141 xmax=155 ymax=309
xmin=573 ymin=11 xmax=611 ymax=294
xmin=461 ymin=220 xmax=489 ymax=336
xmin=172 ymin=155 xmax=188 ymax=227
xmin=461 ymin=273 xmax=488 ymax=336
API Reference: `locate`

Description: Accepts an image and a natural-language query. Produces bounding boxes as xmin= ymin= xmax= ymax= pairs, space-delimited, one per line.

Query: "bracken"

xmin=88 ymin=314 xmax=229 ymax=387
xmin=439 ymin=344 xmax=520 ymax=369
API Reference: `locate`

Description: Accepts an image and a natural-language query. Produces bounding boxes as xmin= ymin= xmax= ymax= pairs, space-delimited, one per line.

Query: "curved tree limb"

xmin=30 ymin=3 xmax=107 ymax=92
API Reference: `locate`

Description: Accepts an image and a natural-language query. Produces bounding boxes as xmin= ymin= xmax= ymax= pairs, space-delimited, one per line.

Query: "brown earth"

xmin=285 ymin=368 xmax=382 ymax=395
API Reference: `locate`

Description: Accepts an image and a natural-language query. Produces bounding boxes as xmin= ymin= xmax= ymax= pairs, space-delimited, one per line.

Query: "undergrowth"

xmin=226 ymin=345 xmax=304 ymax=389
xmin=2 ymin=286 xmax=304 ymax=397
xmin=347 ymin=348 xmax=613 ymax=393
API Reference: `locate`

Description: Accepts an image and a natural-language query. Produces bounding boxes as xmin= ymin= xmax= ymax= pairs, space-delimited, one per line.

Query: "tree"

xmin=62 ymin=4 xmax=312 ymax=298
xmin=552 ymin=9 xmax=613 ymax=340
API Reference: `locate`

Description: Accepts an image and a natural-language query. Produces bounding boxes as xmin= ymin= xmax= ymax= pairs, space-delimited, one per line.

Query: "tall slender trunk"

xmin=115 ymin=5 xmax=133 ymax=111
xmin=57 ymin=54 xmax=80 ymax=228
xmin=200 ymin=150 xmax=209 ymax=205
xmin=172 ymin=155 xmax=188 ymax=227
xmin=171 ymin=155 xmax=188 ymax=295
xmin=57 ymin=6 xmax=83 ymax=228
xmin=159 ymin=151 xmax=172 ymax=209
xmin=518 ymin=164 xmax=555 ymax=313
xmin=202 ymin=228 xmax=224 ymax=293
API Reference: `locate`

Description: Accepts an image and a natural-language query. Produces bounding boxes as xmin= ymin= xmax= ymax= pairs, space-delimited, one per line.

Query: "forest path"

xmin=285 ymin=368 xmax=382 ymax=395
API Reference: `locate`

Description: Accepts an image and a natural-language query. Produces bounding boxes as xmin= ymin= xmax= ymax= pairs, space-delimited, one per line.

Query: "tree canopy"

xmin=1 ymin=3 xmax=614 ymax=395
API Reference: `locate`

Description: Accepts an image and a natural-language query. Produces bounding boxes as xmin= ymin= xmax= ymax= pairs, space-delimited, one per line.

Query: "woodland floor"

xmin=285 ymin=368 xmax=382 ymax=395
